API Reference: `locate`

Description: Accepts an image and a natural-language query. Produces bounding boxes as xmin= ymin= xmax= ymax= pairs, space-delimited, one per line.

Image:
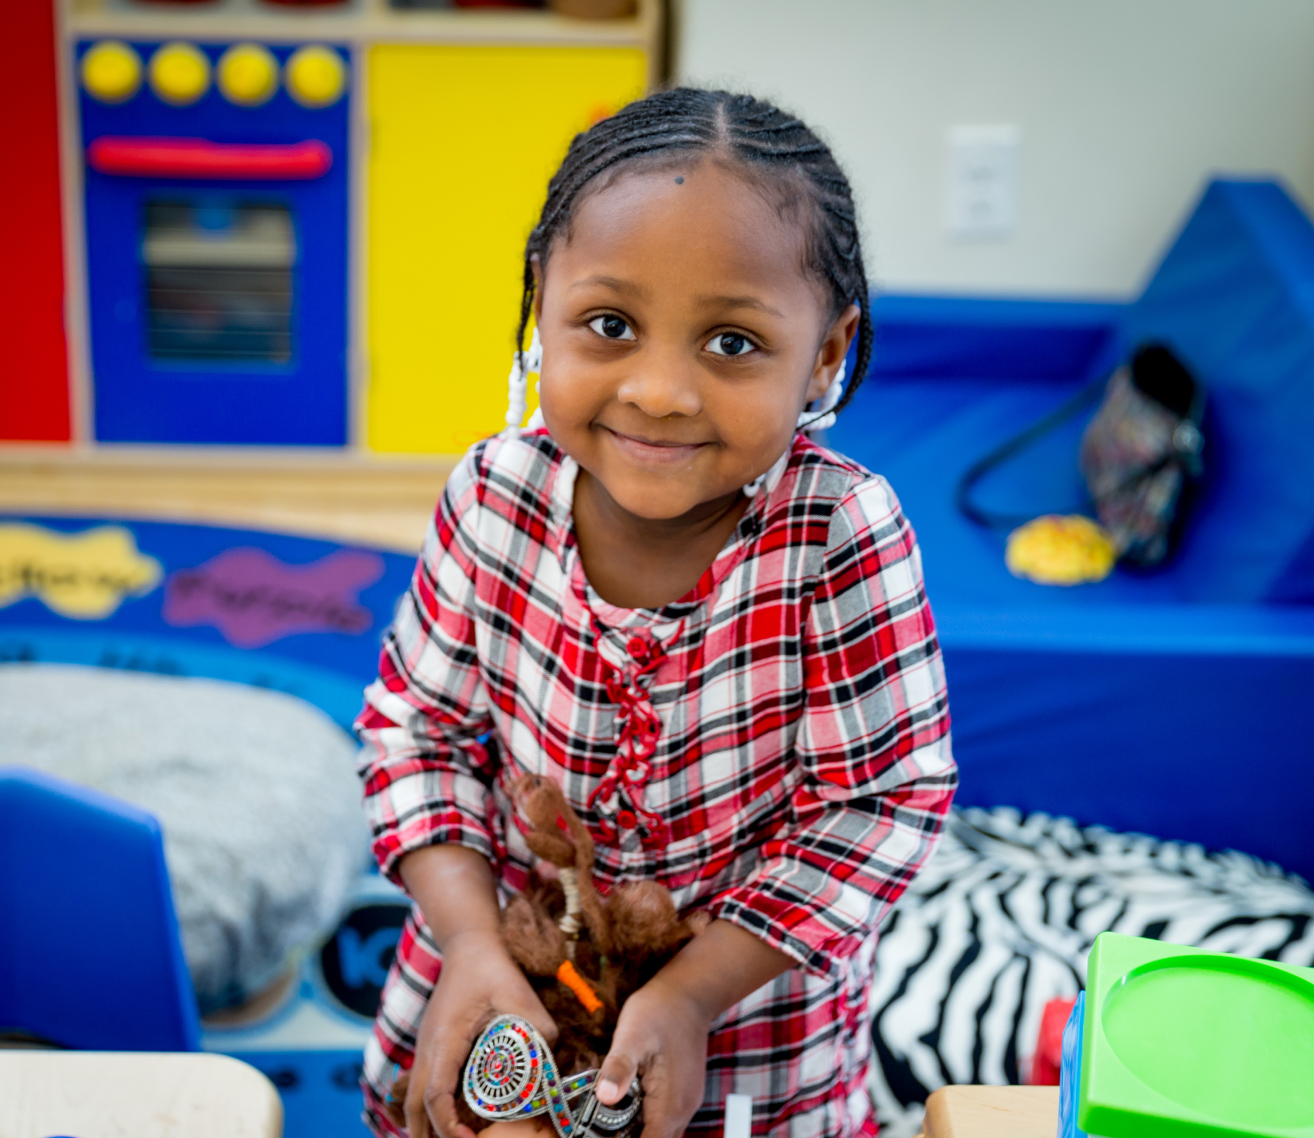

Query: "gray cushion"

xmin=0 ymin=663 xmax=368 ymax=1013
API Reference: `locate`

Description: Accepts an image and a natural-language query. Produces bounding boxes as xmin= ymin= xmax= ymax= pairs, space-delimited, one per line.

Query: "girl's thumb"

xmin=595 ymin=1046 xmax=638 ymax=1106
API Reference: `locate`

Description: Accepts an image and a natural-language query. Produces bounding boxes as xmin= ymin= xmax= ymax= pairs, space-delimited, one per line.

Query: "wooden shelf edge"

xmin=64 ymin=1 xmax=658 ymax=48
xmin=0 ymin=447 xmax=455 ymax=551
xmin=0 ymin=443 xmax=460 ymax=473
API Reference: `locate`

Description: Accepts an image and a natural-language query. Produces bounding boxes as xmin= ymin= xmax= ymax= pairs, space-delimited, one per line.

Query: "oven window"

xmin=142 ymin=200 xmax=296 ymax=364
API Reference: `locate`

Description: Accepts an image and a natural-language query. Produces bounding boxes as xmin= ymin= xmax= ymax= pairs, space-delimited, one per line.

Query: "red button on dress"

xmin=616 ymin=809 xmax=638 ymax=830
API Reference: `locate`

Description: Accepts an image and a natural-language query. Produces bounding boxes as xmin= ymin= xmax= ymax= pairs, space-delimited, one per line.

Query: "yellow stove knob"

xmin=82 ymin=40 xmax=142 ymax=104
xmin=285 ymin=45 xmax=346 ymax=108
xmin=218 ymin=43 xmax=278 ymax=106
xmin=149 ymin=42 xmax=210 ymax=106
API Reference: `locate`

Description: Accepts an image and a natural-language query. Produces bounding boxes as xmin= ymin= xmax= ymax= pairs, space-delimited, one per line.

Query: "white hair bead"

xmin=504 ymin=326 xmax=544 ymax=429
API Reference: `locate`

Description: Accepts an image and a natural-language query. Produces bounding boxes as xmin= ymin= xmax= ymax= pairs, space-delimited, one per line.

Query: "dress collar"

xmin=543 ymin=436 xmax=804 ymax=622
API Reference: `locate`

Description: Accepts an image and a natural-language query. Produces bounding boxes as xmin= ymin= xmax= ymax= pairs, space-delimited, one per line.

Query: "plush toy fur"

xmin=386 ymin=774 xmax=706 ymax=1135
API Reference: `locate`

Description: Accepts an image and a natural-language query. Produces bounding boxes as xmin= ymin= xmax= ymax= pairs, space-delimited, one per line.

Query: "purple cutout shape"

xmin=163 ymin=546 xmax=386 ymax=649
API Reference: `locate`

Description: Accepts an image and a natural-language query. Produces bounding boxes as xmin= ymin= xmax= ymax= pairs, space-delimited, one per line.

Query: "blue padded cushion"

xmin=1122 ymin=178 xmax=1314 ymax=602
xmin=829 ymin=294 xmax=1314 ymax=880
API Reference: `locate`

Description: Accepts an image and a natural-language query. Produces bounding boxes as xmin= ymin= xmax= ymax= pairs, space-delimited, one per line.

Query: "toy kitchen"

xmin=9 ymin=0 xmax=660 ymax=452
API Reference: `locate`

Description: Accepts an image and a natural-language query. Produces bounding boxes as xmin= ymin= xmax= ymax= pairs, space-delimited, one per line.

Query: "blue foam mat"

xmin=829 ymin=371 xmax=1314 ymax=880
xmin=232 ymin=1050 xmax=374 ymax=1138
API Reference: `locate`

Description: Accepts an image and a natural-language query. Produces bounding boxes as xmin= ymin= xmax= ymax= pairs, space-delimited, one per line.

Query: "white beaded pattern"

xmin=505 ymin=327 xmax=544 ymax=430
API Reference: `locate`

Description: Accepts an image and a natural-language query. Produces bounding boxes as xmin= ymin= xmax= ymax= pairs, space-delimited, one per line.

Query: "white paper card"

xmin=724 ymin=1093 xmax=753 ymax=1138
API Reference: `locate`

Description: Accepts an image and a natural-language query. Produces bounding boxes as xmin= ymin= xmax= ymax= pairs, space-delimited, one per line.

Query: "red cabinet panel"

xmin=1 ymin=0 xmax=71 ymax=441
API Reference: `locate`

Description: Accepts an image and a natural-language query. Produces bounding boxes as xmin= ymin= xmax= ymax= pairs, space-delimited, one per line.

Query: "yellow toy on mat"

xmin=1006 ymin=514 xmax=1116 ymax=585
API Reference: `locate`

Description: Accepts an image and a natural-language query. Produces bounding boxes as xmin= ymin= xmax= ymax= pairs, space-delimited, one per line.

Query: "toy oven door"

xmin=83 ymin=155 xmax=349 ymax=447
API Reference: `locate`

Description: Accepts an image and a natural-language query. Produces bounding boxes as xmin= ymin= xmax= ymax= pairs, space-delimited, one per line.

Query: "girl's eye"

xmin=706 ymin=332 xmax=756 ymax=357
xmin=589 ymin=314 xmax=635 ymax=341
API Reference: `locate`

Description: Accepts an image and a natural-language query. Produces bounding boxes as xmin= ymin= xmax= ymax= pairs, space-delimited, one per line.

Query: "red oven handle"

xmin=87 ymin=136 xmax=333 ymax=180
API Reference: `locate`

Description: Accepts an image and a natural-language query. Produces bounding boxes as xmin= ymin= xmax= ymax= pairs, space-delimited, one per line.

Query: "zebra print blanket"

xmin=869 ymin=807 xmax=1314 ymax=1137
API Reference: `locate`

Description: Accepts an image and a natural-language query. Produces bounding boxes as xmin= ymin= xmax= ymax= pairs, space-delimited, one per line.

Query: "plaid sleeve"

xmin=355 ymin=445 xmax=500 ymax=884
xmin=711 ymin=475 xmax=957 ymax=978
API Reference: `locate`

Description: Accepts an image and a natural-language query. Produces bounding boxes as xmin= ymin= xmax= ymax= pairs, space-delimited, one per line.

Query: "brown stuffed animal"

xmin=386 ymin=774 xmax=706 ymax=1136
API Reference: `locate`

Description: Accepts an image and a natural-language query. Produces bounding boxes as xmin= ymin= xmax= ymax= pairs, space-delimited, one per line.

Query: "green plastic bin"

xmin=1079 ymin=932 xmax=1314 ymax=1138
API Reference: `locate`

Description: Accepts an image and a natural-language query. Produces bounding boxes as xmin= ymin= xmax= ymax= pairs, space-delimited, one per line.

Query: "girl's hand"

xmin=405 ymin=927 xmax=558 ymax=1138
xmin=593 ymin=919 xmax=796 ymax=1138
xmin=398 ymin=845 xmax=558 ymax=1138
xmin=593 ymin=975 xmax=709 ymax=1138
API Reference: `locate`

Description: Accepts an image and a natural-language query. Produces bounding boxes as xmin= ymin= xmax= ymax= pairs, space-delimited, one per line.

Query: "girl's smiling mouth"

xmin=601 ymin=425 xmax=711 ymax=464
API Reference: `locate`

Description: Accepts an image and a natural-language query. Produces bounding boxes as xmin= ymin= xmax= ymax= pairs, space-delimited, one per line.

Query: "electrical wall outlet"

xmin=945 ymin=124 xmax=1021 ymax=239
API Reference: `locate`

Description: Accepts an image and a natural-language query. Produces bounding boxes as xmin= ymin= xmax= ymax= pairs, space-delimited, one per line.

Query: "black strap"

xmin=955 ymin=375 xmax=1106 ymax=531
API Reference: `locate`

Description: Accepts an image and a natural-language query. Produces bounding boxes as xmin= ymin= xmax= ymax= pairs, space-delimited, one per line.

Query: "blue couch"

xmin=828 ymin=179 xmax=1314 ymax=885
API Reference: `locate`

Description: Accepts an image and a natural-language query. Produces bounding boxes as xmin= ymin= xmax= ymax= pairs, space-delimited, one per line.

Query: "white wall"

xmin=675 ymin=0 xmax=1314 ymax=297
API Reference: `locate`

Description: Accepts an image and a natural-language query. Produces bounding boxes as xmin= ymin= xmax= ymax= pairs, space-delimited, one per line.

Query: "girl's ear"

xmin=806 ymin=303 xmax=861 ymax=403
xmin=531 ymin=255 xmax=544 ymax=323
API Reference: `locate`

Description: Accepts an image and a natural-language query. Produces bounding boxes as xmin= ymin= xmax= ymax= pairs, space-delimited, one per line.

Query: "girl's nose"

xmin=615 ymin=351 xmax=702 ymax=419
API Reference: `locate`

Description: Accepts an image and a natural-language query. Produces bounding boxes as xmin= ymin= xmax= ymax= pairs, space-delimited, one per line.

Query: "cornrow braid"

xmin=515 ymin=88 xmax=873 ymax=425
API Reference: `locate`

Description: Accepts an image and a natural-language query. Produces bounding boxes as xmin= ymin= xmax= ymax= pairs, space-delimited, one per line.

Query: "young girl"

xmin=356 ymin=88 xmax=956 ymax=1138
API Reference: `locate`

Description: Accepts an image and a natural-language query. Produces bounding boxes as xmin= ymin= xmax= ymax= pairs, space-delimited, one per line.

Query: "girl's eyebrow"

xmin=568 ymin=276 xmax=784 ymax=319
xmin=570 ymin=274 xmax=645 ymax=297
xmin=696 ymin=294 xmax=785 ymax=318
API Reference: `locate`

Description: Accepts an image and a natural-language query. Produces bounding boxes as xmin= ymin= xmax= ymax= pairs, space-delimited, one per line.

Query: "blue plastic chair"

xmin=0 ymin=765 xmax=200 ymax=1050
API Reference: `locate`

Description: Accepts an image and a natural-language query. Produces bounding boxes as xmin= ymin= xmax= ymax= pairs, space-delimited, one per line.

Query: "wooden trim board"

xmin=919 ymin=1085 xmax=1060 ymax=1138
xmin=0 ymin=448 xmax=452 ymax=551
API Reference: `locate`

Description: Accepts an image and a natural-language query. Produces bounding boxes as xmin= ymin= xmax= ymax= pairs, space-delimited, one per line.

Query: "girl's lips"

xmin=602 ymin=426 xmax=708 ymax=465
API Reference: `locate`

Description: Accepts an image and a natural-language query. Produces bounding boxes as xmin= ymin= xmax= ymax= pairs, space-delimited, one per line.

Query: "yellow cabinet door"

xmin=367 ymin=44 xmax=646 ymax=455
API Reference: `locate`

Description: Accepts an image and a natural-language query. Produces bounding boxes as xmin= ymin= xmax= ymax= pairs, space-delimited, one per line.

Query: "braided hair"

xmin=516 ymin=88 xmax=873 ymax=424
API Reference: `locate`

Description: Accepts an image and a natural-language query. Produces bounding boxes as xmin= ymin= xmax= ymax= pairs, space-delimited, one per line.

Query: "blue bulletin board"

xmin=0 ymin=515 xmax=414 ymax=729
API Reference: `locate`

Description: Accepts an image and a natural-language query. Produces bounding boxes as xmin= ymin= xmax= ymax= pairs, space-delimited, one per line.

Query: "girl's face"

xmin=535 ymin=158 xmax=859 ymax=521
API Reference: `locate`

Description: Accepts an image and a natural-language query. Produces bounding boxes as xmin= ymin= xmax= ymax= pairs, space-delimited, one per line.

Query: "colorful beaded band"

xmin=462 ymin=1014 xmax=640 ymax=1138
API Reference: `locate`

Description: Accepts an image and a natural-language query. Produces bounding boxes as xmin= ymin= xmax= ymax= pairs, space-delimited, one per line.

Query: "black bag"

xmin=957 ymin=343 xmax=1206 ymax=569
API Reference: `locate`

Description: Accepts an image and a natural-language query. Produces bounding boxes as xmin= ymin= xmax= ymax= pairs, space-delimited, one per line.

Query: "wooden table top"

xmin=919 ymin=1085 xmax=1061 ymax=1138
xmin=0 ymin=1051 xmax=282 ymax=1138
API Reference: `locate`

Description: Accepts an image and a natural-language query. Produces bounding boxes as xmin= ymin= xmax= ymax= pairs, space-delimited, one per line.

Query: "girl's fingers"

xmin=603 ymin=989 xmax=706 ymax=1138
xmin=422 ymin=1086 xmax=475 ymax=1138
xmin=595 ymin=1018 xmax=643 ymax=1105
xmin=425 ymin=1033 xmax=475 ymax=1138
xmin=635 ymin=1074 xmax=695 ymax=1138
xmin=404 ymin=1072 xmax=432 ymax=1138
xmin=411 ymin=966 xmax=556 ymax=1138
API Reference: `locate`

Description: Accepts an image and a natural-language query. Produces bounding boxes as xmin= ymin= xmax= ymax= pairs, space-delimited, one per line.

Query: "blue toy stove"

xmin=76 ymin=39 xmax=351 ymax=446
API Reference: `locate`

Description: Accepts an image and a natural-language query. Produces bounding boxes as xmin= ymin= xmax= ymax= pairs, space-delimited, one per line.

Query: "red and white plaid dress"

xmin=356 ymin=428 xmax=956 ymax=1138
